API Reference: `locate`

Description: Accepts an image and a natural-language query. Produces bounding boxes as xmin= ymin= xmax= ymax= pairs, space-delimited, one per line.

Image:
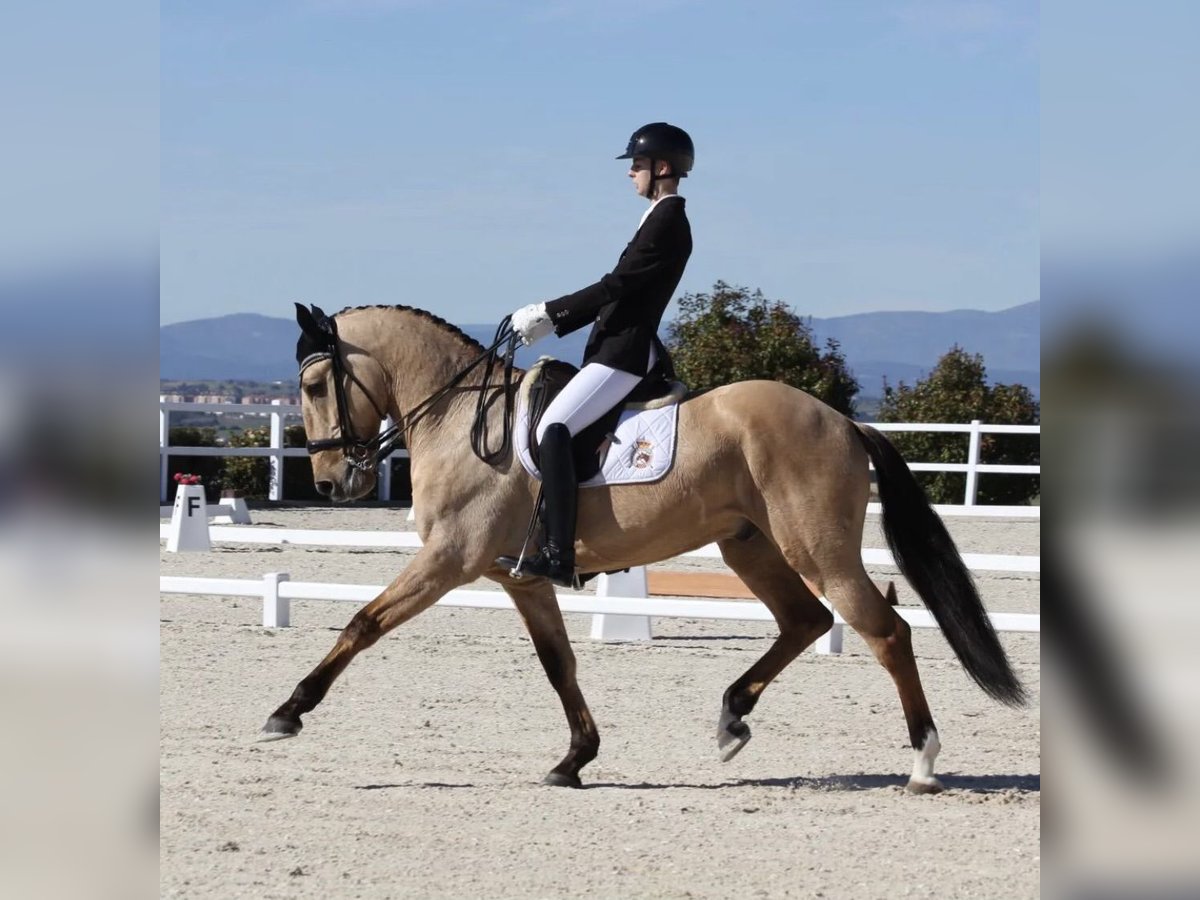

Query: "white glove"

xmin=511 ymin=302 xmax=553 ymax=347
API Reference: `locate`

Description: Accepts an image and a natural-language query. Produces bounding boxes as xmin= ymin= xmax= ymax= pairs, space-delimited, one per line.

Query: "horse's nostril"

xmin=315 ymin=480 xmax=334 ymax=496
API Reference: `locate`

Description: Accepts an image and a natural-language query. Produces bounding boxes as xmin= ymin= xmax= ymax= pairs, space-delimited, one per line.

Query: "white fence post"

xmin=591 ymin=568 xmax=652 ymax=641
xmin=160 ymin=397 xmax=170 ymax=503
xmin=269 ymin=400 xmax=285 ymax=501
xmin=814 ymin=610 xmax=844 ymax=655
xmin=262 ymin=572 xmax=291 ymax=628
xmin=964 ymin=419 xmax=982 ymax=506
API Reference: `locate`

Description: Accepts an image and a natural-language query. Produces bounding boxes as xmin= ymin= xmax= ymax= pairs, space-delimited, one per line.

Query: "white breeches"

xmin=535 ymin=346 xmax=657 ymax=445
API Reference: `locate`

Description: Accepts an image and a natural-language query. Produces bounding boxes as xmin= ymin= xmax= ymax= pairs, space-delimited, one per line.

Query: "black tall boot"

xmin=497 ymin=423 xmax=578 ymax=587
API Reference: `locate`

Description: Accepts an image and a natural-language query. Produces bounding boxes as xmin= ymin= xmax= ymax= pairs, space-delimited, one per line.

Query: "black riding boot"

xmin=497 ymin=423 xmax=578 ymax=588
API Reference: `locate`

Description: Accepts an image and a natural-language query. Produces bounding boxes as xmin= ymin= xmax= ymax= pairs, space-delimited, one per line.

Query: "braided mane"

xmin=336 ymin=304 xmax=486 ymax=355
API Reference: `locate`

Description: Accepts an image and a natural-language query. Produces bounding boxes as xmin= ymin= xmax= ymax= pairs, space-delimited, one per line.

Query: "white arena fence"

xmin=158 ymin=572 xmax=1040 ymax=655
xmin=158 ymin=520 xmax=1040 ymax=650
xmin=159 ymin=398 xmax=1040 ymax=513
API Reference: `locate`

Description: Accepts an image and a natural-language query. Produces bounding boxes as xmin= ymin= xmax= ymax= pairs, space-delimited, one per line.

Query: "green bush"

xmin=666 ymin=281 xmax=860 ymax=415
xmin=221 ymin=424 xmax=319 ymax=499
xmin=165 ymin=427 xmax=225 ymax=492
xmin=878 ymin=347 xmax=1040 ymax=505
xmin=167 ymin=422 xmax=409 ymax=501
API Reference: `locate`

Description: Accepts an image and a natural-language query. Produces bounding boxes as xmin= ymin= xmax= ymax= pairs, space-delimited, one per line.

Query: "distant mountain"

xmin=809 ymin=301 xmax=1040 ymax=395
xmin=160 ymin=302 xmax=1040 ymax=396
xmin=161 ymin=314 xmax=306 ymax=382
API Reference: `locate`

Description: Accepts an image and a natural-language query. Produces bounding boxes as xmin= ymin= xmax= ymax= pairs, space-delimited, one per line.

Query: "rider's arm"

xmin=544 ymin=209 xmax=690 ymax=337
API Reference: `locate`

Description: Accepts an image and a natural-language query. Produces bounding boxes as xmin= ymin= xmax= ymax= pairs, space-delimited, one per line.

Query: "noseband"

xmin=299 ymin=313 xmax=520 ymax=473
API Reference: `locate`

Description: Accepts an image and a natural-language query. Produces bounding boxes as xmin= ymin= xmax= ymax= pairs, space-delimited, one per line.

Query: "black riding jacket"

xmin=544 ymin=196 xmax=691 ymax=376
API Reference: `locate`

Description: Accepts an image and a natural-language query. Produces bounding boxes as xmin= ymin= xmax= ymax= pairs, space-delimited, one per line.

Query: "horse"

xmin=260 ymin=302 xmax=1027 ymax=792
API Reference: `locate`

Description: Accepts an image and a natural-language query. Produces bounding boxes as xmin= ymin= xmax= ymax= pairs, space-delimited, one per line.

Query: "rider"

xmin=498 ymin=122 xmax=695 ymax=587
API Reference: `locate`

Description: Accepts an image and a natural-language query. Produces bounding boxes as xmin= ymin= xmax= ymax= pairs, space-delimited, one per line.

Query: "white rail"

xmin=160 ymin=398 xmax=1038 ymax=509
xmin=159 ymin=573 xmax=1040 ymax=655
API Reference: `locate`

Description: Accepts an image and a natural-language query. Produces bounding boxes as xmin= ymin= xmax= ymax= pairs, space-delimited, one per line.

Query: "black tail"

xmin=855 ymin=424 xmax=1027 ymax=707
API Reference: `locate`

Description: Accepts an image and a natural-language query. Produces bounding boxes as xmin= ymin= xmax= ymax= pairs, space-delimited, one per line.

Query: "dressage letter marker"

xmin=167 ymin=483 xmax=212 ymax=552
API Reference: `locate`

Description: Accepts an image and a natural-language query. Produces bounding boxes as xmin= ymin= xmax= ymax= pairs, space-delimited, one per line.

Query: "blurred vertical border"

xmin=1044 ymin=1 xmax=1200 ymax=896
xmin=0 ymin=1 xmax=159 ymax=897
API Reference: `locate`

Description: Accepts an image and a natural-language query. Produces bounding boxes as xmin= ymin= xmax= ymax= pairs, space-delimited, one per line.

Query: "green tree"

xmin=221 ymin=424 xmax=312 ymax=498
xmin=665 ymin=281 xmax=859 ymax=415
xmin=878 ymin=346 xmax=1040 ymax=505
xmin=220 ymin=426 xmax=272 ymax=498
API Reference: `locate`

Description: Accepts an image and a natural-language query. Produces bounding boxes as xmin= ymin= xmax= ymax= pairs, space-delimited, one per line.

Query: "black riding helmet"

xmin=617 ymin=122 xmax=694 ymax=182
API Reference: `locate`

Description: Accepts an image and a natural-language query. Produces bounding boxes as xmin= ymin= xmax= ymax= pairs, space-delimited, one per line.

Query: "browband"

xmin=299 ymin=351 xmax=333 ymax=375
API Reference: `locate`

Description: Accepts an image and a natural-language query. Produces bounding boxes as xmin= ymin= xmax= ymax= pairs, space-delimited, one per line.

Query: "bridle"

xmin=299 ymin=312 xmax=521 ymax=472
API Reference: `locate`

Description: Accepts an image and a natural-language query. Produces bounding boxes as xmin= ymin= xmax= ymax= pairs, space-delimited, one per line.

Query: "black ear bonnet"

xmin=295 ymin=302 xmax=337 ymax=370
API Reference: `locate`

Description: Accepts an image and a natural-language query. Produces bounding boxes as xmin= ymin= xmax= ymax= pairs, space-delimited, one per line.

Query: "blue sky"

xmin=160 ymin=0 xmax=1038 ymax=326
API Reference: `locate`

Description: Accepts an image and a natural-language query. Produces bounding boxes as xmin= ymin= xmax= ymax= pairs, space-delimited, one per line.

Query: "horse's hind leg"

xmin=817 ymin=563 xmax=943 ymax=793
xmin=501 ymin=578 xmax=599 ymax=788
xmin=715 ymin=533 xmax=835 ymax=762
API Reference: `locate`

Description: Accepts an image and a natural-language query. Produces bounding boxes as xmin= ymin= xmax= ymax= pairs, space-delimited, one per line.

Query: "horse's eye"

xmin=304 ymin=382 xmax=327 ymax=399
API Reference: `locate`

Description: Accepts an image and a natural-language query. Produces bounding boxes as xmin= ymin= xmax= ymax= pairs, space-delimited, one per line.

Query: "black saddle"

xmin=525 ymin=360 xmax=680 ymax=482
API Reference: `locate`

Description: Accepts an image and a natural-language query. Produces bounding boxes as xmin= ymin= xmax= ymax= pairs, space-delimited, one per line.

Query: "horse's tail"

xmin=853 ymin=423 xmax=1027 ymax=707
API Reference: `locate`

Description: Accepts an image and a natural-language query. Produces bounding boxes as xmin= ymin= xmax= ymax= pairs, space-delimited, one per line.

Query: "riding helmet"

xmin=616 ymin=122 xmax=694 ymax=177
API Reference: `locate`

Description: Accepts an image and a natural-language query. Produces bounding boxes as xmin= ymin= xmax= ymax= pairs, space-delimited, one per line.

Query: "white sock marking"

xmin=910 ymin=727 xmax=942 ymax=786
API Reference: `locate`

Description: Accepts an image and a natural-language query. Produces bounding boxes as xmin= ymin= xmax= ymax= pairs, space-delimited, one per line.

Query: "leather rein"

xmin=298 ymin=315 xmax=521 ymax=472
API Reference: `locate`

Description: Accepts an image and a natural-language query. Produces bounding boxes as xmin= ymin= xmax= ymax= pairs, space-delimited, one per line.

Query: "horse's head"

xmin=295 ymin=303 xmax=391 ymax=502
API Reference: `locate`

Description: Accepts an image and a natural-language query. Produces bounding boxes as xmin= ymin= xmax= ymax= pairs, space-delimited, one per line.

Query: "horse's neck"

xmin=388 ymin=352 xmax=472 ymax=422
xmin=338 ymin=308 xmax=487 ymax=448
xmin=406 ymin=360 xmax=520 ymax=461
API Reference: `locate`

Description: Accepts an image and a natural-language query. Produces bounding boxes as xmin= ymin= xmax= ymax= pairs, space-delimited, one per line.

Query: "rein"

xmin=300 ymin=314 xmax=521 ymax=472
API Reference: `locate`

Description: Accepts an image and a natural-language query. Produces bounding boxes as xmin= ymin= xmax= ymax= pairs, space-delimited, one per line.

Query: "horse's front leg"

xmin=260 ymin=541 xmax=474 ymax=740
xmin=500 ymin=577 xmax=599 ymax=788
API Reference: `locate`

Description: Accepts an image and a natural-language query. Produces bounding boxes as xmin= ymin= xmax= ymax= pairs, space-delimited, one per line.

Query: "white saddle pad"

xmin=514 ymin=368 xmax=683 ymax=489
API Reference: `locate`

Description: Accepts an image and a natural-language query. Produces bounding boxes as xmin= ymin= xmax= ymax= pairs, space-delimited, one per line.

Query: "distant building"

xmin=160 ymin=392 xmax=299 ymax=405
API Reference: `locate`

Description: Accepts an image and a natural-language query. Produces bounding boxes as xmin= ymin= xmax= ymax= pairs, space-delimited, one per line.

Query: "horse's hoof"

xmin=906 ymin=777 xmax=944 ymax=795
xmin=258 ymin=715 xmax=302 ymax=742
xmin=717 ymin=719 xmax=752 ymax=762
xmin=542 ymin=771 xmax=582 ymax=789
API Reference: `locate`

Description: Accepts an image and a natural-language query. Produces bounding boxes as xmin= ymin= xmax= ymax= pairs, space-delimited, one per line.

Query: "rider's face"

xmin=627 ymin=156 xmax=653 ymax=197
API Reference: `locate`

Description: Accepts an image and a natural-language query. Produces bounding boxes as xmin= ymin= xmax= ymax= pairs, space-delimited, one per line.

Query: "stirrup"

xmin=498 ymin=550 xmax=581 ymax=589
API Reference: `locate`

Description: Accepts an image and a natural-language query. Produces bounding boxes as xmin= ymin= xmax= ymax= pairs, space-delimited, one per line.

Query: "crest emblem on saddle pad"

xmin=633 ymin=440 xmax=654 ymax=469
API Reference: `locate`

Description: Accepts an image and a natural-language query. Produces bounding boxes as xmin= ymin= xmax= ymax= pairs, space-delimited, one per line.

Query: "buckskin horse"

xmin=260 ymin=303 xmax=1027 ymax=792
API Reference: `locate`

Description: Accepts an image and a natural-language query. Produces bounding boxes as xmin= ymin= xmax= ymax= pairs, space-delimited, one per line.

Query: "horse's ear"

xmin=295 ymin=302 xmax=333 ymax=368
xmin=295 ymin=302 xmax=322 ymax=338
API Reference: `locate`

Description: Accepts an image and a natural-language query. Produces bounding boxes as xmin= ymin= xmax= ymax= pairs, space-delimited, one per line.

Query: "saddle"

xmin=522 ymin=359 xmax=685 ymax=482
